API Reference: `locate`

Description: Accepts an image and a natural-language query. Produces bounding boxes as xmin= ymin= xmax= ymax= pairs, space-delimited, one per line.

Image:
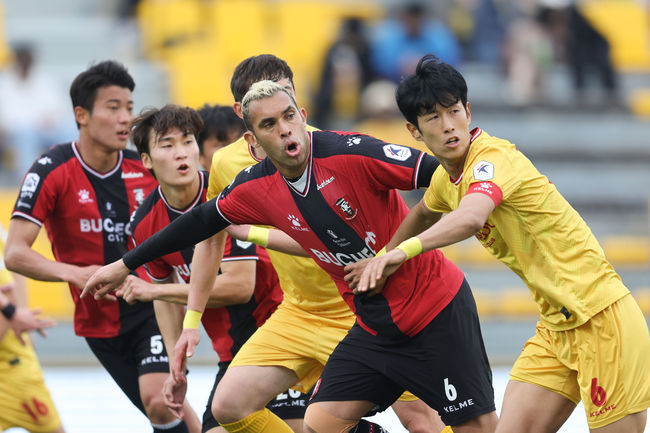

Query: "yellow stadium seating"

xmin=0 ymin=1 xmax=11 ymax=68
xmin=136 ymin=0 xmax=203 ymax=60
xmin=581 ymin=0 xmax=650 ymax=71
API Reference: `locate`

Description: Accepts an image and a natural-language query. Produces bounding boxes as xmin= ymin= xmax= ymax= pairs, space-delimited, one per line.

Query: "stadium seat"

xmin=581 ymin=0 xmax=650 ymax=71
xmin=0 ymin=2 xmax=11 ymax=68
xmin=136 ymin=0 xmax=203 ymax=60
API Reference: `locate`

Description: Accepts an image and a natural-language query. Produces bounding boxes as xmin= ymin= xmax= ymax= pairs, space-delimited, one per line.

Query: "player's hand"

xmin=81 ymin=260 xmax=130 ymax=300
xmin=225 ymin=224 xmax=251 ymax=241
xmin=344 ymin=258 xmax=386 ymax=297
xmin=9 ymin=307 xmax=56 ymax=344
xmin=172 ymin=328 xmax=200 ymax=382
xmin=67 ymin=264 xmax=102 ymax=290
xmin=162 ymin=373 xmax=187 ymax=419
xmin=115 ymin=275 xmax=156 ymax=304
xmin=350 ymin=249 xmax=407 ymax=295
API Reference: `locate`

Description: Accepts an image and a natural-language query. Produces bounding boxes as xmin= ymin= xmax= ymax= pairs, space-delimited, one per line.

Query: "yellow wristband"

xmin=247 ymin=226 xmax=270 ymax=248
xmin=395 ymin=237 xmax=423 ymax=260
xmin=182 ymin=309 xmax=202 ymax=329
xmin=375 ymin=246 xmax=387 ymax=257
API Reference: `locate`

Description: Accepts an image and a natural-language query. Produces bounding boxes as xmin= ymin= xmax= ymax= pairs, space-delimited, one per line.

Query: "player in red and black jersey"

xmin=84 ymin=81 xmax=498 ymax=432
xmin=5 ymin=61 xmax=199 ymax=433
xmin=120 ymin=104 xmax=308 ymax=433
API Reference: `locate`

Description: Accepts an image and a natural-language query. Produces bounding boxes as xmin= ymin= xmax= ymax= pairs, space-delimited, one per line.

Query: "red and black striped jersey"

xmin=11 ymin=142 xmax=158 ymax=338
xmin=216 ymin=131 xmax=465 ymax=340
xmin=130 ymin=171 xmax=282 ymax=362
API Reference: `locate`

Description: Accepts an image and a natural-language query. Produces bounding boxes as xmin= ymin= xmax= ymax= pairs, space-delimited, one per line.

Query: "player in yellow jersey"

xmin=352 ymin=55 xmax=650 ymax=432
xmin=0 ymin=224 xmax=63 ymax=433
xmin=198 ymin=55 xmax=446 ymax=433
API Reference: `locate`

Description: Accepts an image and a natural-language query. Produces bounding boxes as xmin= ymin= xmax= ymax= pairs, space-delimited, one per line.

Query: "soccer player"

xmin=119 ymin=104 xmax=309 ymax=433
xmin=201 ymin=54 xmax=443 ymax=433
xmin=352 ymin=55 xmax=650 ymax=433
xmin=195 ymin=104 xmax=245 ymax=170
xmin=82 ymin=80 xmax=499 ymax=433
xmin=1 ymin=223 xmax=63 ymax=433
xmin=4 ymin=61 xmax=200 ymax=433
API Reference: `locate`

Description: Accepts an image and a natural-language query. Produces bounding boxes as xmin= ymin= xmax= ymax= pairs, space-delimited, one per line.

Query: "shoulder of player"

xmin=311 ymin=130 xmax=387 ymax=157
xmin=26 ymin=142 xmax=75 ymax=177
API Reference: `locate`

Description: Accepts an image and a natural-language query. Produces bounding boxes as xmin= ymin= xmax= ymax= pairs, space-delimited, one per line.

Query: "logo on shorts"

xmin=590 ymin=378 xmax=607 ymax=407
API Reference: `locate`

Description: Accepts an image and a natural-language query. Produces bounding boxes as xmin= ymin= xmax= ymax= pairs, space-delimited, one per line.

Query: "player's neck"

xmin=159 ymin=172 xmax=201 ymax=210
xmin=75 ymin=136 xmax=120 ymax=174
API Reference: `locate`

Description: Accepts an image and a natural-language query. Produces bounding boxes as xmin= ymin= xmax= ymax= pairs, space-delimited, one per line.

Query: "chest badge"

xmin=334 ymin=196 xmax=357 ymax=220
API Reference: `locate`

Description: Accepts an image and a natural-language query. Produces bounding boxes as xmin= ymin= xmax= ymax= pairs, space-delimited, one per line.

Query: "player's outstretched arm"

xmin=172 ymin=231 xmax=226 ymax=381
xmin=0 ymin=291 xmax=55 ymax=344
xmin=226 ymin=225 xmax=309 ymax=257
xmin=81 ymin=259 xmax=131 ymax=299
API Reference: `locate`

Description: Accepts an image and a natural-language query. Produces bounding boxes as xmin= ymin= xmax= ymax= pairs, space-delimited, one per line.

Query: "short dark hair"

xmin=196 ymin=104 xmax=245 ymax=154
xmin=130 ymin=104 xmax=204 ymax=156
xmin=69 ymin=61 xmax=135 ymax=127
xmin=396 ymin=54 xmax=468 ymax=128
xmin=230 ymin=54 xmax=294 ymax=102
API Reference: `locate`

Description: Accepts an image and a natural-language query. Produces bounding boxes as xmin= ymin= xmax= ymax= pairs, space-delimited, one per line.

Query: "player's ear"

xmin=299 ymin=107 xmax=307 ymax=123
xmin=74 ymin=106 xmax=89 ymax=127
xmin=465 ymin=101 xmax=471 ymax=124
xmin=233 ymin=102 xmax=243 ymax=119
xmin=140 ymin=152 xmax=153 ymax=170
xmin=406 ymin=122 xmax=423 ymax=141
xmin=243 ymin=130 xmax=258 ymax=148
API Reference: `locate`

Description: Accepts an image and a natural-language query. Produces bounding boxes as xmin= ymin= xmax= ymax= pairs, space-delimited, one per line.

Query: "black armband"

xmin=123 ymin=198 xmax=226 ymax=271
xmin=1 ymin=302 xmax=16 ymax=320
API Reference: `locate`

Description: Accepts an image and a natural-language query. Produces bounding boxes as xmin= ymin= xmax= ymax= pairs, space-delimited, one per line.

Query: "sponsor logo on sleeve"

xmin=20 ymin=173 xmax=40 ymax=199
xmin=347 ymin=137 xmax=362 ymax=147
xmin=472 ymin=161 xmax=494 ymax=181
xmin=37 ymin=156 xmax=52 ymax=165
xmin=382 ymin=144 xmax=412 ymax=161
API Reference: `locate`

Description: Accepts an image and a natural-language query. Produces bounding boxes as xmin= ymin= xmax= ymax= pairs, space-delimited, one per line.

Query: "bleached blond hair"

xmin=241 ymin=80 xmax=297 ymax=131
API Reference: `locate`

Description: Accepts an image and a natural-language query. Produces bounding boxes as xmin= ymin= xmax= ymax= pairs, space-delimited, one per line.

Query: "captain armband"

xmin=395 ymin=237 xmax=423 ymax=260
xmin=182 ymin=309 xmax=202 ymax=330
xmin=247 ymin=226 xmax=270 ymax=248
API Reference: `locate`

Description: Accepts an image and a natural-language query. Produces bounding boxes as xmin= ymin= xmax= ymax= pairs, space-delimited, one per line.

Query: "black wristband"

xmin=1 ymin=302 xmax=16 ymax=320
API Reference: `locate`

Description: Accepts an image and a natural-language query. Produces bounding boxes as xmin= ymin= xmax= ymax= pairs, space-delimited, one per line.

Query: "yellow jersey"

xmin=423 ymin=128 xmax=629 ymax=330
xmin=208 ymin=127 xmax=353 ymax=317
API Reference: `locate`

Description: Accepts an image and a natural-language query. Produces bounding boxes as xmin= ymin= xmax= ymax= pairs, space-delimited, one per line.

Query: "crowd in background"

xmin=0 ymin=0 xmax=637 ymax=184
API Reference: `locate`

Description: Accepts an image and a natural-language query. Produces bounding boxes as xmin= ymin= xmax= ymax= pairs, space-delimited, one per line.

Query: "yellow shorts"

xmin=0 ymin=331 xmax=62 ymax=433
xmin=510 ymin=293 xmax=650 ymax=429
xmin=230 ymin=300 xmax=418 ymax=401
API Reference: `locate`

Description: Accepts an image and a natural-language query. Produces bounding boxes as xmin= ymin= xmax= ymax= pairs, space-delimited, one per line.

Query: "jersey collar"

xmin=73 ymin=141 xmax=123 ymax=179
xmin=159 ymin=171 xmax=206 ymax=214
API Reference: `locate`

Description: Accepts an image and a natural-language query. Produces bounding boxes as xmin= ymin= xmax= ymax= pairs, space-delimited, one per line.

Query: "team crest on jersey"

xmin=78 ymin=189 xmax=94 ymax=204
xmin=473 ymin=161 xmax=494 ymax=181
xmin=20 ymin=173 xmax=40 ymax=199
xmin=334 ymin=196 xmax=357 ymax=220
xmin=382 ymin=144 xmax=412 ymax=161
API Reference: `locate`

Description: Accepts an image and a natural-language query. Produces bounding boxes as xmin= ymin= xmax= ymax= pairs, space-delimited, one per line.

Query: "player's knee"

xmin=304 ymin=403 xmax=358 ymax=433
xmin=210 ymin=391 xmax=250 ymax=424
xmin=141 ymin=389 xmax=175 ymax=423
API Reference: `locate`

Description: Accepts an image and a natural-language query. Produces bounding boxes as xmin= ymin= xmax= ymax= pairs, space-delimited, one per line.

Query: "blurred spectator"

xmin=502 ymin=3 xmax=553 ymax=106
xmin=314 ymin=17 xmax=374 ymax=129
xmin=370 ymin=2 xmax=461 ymax=83
xmin=469 ymin=0 xmax=509 ymax=64
xmin=537 ymin=0 xmax=620 ymax=107
xmin=0 ymin=44 xmax=73 ymax=182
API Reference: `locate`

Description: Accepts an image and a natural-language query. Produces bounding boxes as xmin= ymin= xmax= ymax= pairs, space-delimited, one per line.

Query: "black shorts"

xmin=202 ymin=361 xmax=311 ymax=432
xmin=85 ymin=315 xmax=170 ymax=414
xmin=309 ymin=279 xmax=495 ymax=426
